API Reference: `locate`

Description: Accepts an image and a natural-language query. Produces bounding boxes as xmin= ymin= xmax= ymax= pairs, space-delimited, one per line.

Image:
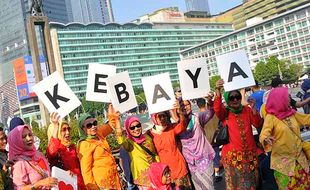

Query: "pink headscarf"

xmin=8 ymin=125 xmax=37 ymax=161
xmin=124 ymin=116 xmax=145 ymax=144
xmin=266 ymin=87 xmax=296 ymax=120
xmin=148 ymin=162 xmax=172 ymax=190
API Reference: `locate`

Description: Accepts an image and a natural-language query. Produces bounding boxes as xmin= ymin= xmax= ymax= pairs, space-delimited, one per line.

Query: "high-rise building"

xmin=232 ymin=0 xmax=309 ymax=29
xmin=50 ymin=22 xmax=233 ymax=97
xmin=185 ymin=0 xmax=210 ymax=13
xmin=70 ymin=0 xmax=114 ymax=24
xmin=180 ymin=3 xmax=310 ymax=76
xmin=0 ymin=0 xmax=72 ymax=126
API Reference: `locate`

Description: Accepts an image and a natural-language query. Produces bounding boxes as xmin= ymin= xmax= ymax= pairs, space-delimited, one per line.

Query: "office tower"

xmin=0 ymin=0 xmax=71 ymax=125
xmin=71 ymin=0 xmax=114 ymax=24
xmin=185 ymin=0 xmax=210 ymax=13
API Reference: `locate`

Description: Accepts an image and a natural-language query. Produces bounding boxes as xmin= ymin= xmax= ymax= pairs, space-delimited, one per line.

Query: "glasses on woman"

xmin=61 ymin=127 xmax=71 ymax=132
xmin=129 ymin=123 xmax=142 ymax=130
xmin=86 ymin=120 xmax=98 ymax=129
xmin=229 ymin=94 xmax=242 ymax=101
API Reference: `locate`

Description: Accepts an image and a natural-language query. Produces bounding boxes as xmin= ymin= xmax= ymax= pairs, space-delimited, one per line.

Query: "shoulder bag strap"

xmin=138 ymin=143 xmax=156 ymax=159
xmin=22 ymin=158 xmax=48 ymax=179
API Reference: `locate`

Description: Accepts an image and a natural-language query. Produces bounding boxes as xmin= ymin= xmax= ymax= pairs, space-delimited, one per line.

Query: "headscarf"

xmin=9 ymin=117 xmax=24 ymax=132
xmin=78 ymin=113 xmax=97 ymax=141
xmin=124 ymin=116 xmax=146 ymax=144
xmin=7 ymin=125 xmax=36 ymax=161
xmin=223 ymin=91 xmax=243 ymax=114
xmin=47 ymin=121 xmax=71 ymax=147
xmin=266 ymin=87 xmax=296 ymax=120
xmin=301 ymin=79 xmax=310 ymax=100
xmin=148 ymin=162 xmax=172 ymax=190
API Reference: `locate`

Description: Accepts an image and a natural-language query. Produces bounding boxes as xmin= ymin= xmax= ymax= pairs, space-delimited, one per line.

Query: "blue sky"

xmin=112 ymin=0 xmax=242 ymax=23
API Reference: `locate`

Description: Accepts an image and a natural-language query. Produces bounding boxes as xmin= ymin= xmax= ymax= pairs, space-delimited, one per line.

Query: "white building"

xmin=180 ymin=3 xmax=310 ymax=77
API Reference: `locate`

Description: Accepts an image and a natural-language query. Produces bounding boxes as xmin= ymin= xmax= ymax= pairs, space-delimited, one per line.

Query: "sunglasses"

xmin=229 ymin=95 xmax=242 ymax=101
xmin=85 ymin=120 xmax=98 ymax=129
xmin=129 ymin=123 xmax=142 ymax=130
xmin=61 ymin=127 xmax=71 ymax=132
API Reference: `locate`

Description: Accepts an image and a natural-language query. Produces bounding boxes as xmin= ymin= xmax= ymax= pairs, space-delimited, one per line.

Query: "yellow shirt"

xmin=117 ymin=134 xmax=159 ymax=186
xmin=260 ymin=112 xmax=310 ymax=176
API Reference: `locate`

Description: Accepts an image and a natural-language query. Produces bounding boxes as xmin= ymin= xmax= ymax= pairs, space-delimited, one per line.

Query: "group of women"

xmin=0 ymin=78 xmax=309 ymax=190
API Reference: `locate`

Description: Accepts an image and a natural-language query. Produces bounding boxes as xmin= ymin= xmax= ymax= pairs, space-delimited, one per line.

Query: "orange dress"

xmin=77 ymin=124 xmax=121 ymax=190
xmin=149 ymin=119 xmax=188 ymax=181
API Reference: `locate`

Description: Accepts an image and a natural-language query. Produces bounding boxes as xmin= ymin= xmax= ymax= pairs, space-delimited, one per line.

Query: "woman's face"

xmin=161 ymin=167 xmax=172 ymax=185
xmin=22 ymin=128 xmax=34 ymax=151
xmin=183 ymin=100 xmax=192 ymax=115
xmin=60 ymin=123 xmax=71 ymax=143
xmin=83 ymin=118 xmax=98 ymax=136
xmin=0 ymin=131 xmax=7 ymax=150
xmin=227 ymin=91 xmax=242 ymax=110
xmin=128 ymin=121 xmax=142 ymax=138
xmin=156 ymin=112 xmax=168 ymax=127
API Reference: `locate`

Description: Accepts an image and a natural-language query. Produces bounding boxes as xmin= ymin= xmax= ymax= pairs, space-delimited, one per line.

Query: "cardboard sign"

xmin=51 ymin=166 xmax=77 ymax=190
xmin=178 ymin=58 xmax=210 ymax=100
xmin=216 ymin=49 xmax=255 ymax=91
xmin=32 ymin=72 xmax=81 ymax=119
xmin=142 ymin=73 xmax=175 ymax=114
xmin=107 ymin=71 xmax=138 ymax=113
xmin=86 ymin=63 xmax=116 ymax=102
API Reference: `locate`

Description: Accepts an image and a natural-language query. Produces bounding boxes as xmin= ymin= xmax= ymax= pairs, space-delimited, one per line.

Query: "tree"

xmin=81 ymin=97 xmax=106 ymax=116
xmin=209 ymin=75 xmax=220 ymax=90
xmin=0 ymin=123 xmax=4 ymax=129
xmin=254 ymin=56 xmax=290 ymax=85
xmin=286 ymin=63 xmax=303 ymax=82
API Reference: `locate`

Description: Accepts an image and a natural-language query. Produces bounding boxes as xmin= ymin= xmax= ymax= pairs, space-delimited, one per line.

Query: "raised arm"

xmin=214 ymin=79 xmax=227 ymax=121
xmin=47 ymin=112 xmax=62 ymax=157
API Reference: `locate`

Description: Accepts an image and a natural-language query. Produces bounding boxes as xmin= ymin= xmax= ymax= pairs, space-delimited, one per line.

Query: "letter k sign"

xmin=32 ymin=72 xmax=81 ymax=119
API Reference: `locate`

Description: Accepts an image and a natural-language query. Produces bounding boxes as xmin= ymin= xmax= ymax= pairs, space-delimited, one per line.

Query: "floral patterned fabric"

xmin=225 ymin=163 xmax=259 ymax=190
xmin=274 ymin=163 xmax=310 ymax=190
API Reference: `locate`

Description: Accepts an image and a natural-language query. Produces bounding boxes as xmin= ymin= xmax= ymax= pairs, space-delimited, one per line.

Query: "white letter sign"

xmin=216 ymin=49 xmax=255 ymax=91
xmin=107 ymin=71 xmax=138 ymax=113
xmin=32 ymin=72 xmax=81 ymax=119
xmin=51 ymin=166 xmax=77 ymax=190
xmin=142 ymin=73 xmax=175 ymax=114
xmin=86 ymin=63 xmax=116 ymax=102
xmin=178 ymin=58 xmax=210 ymax=100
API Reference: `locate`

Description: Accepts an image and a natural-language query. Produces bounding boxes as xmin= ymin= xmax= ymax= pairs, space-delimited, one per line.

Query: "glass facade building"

xmin=181 ymin=3 xmax=310 ymax=76
xmin=185 ymin=0 xmax=210 ymax=13
xmin=50 ymin=22 xmax=233 ymax=97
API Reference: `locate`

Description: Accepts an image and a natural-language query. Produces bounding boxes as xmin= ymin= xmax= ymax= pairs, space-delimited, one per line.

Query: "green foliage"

xmin=81 ymin=97 xmax=106 ymax=116
xmin=253 ymin=56 xmax=302 ymax=84
xmin=209 ymin=75 xmax=220 ymax=90
xmin=31 ymin=120 xmax=48 ymax=154
xmin=106 ymin=132 xmax=120 ymax=151
xmin=0 ymin=123 xmax=4 ymax=129
xmin=286 ymin=63 xmax=303 ymax=82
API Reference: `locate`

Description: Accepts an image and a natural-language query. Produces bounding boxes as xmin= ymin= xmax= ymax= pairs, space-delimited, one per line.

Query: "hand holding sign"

xmin=216 ymin=49 xmax=255 ymax=92
xmin=32 ymin=72 xmax=81 ymax=119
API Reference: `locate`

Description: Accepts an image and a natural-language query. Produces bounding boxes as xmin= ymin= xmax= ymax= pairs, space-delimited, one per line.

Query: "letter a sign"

xmin=216 ymin=49 xmax=255 ymax=91
xmin=142 ymin=73 xmax=175 ymax=114
xmin=32 ymin=72 xmax=81 ymax=119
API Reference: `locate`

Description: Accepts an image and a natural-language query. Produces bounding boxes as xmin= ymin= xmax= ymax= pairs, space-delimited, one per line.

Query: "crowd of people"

xmin=0 ymin=77 xmax=309 ymax=190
